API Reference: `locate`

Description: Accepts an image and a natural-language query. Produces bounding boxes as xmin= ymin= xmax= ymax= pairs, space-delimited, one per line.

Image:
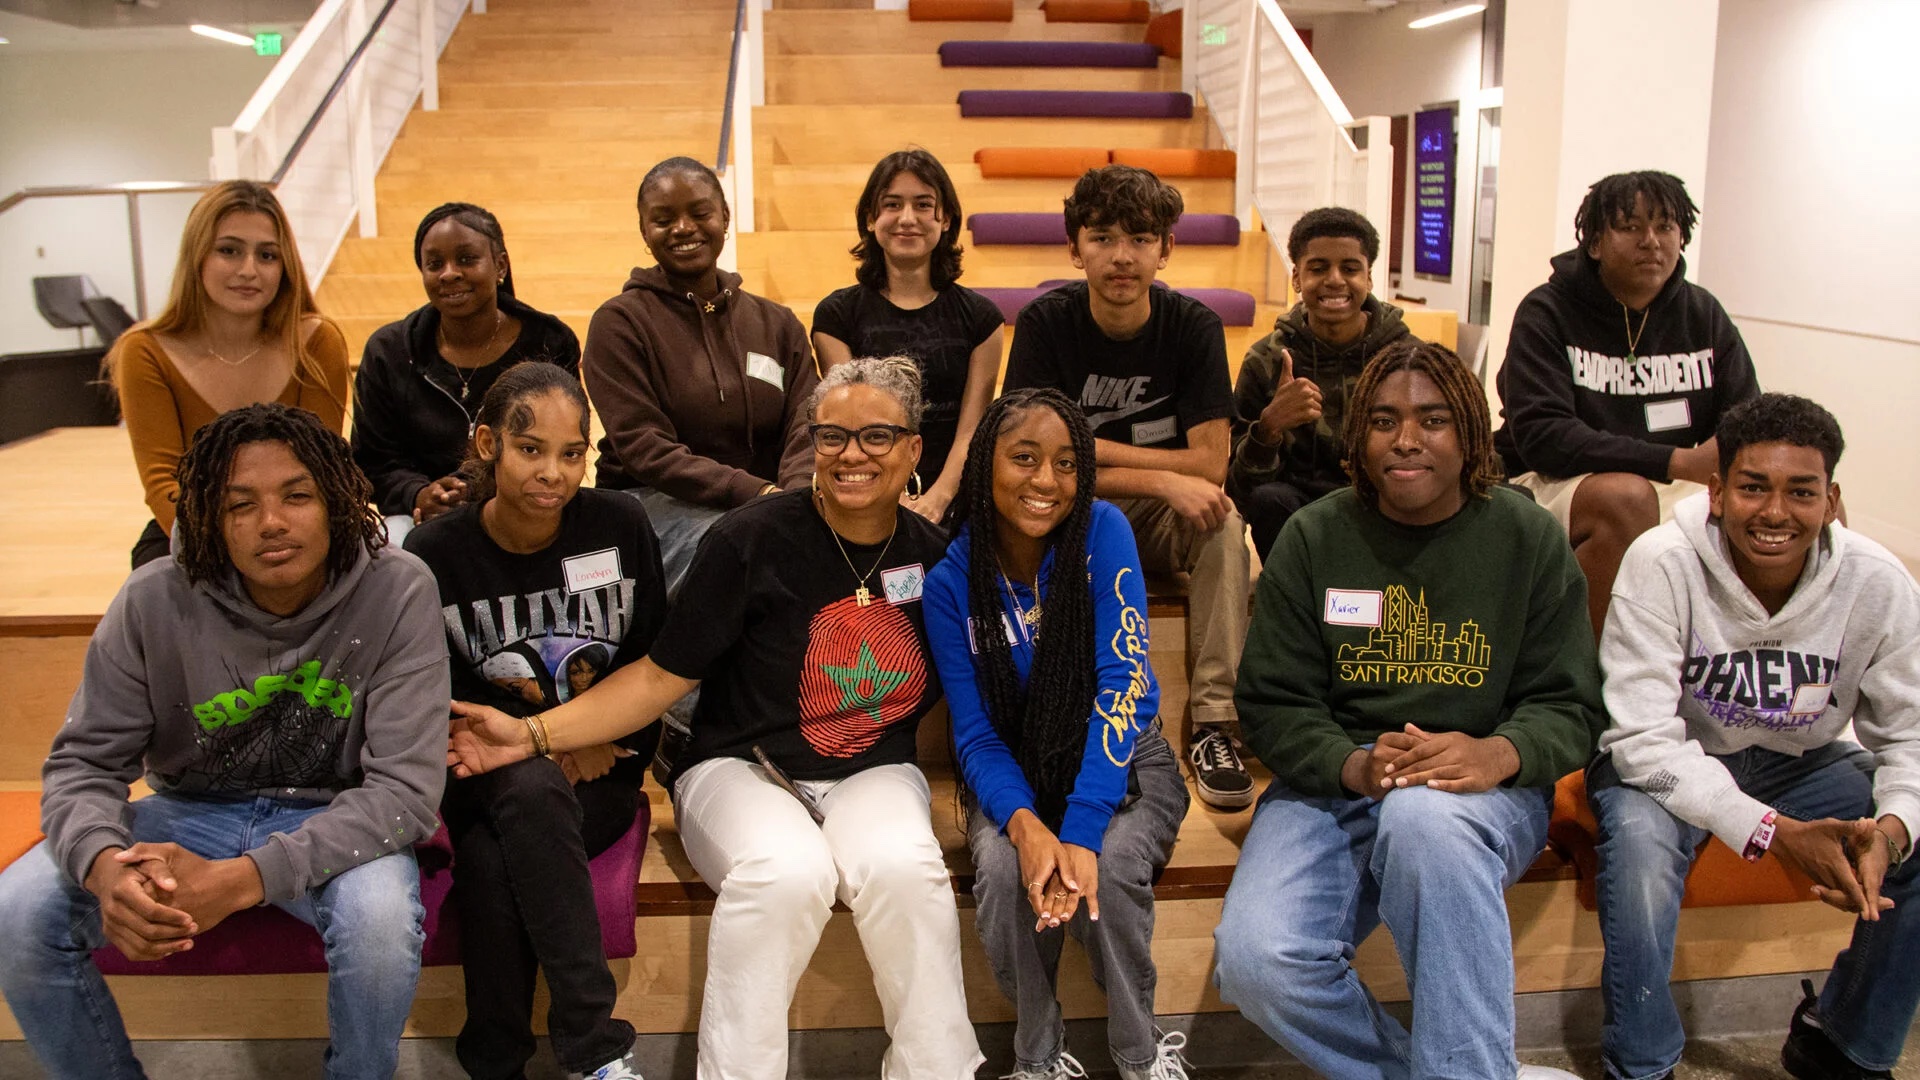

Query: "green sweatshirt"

xmin=1235 ymin=486 xmax=1602 ymax=796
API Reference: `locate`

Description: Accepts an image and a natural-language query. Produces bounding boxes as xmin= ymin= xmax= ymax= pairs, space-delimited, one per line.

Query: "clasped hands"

xmin=1341 ymin=723 xmax=1521 ymax=800
xmin=1007 ymin=808 xmax=1099 ymax=933
xmin=1771 ymin=813 xmax=1907 ymax=922
xmin=84 ymin=843 xmax=264 ymax=962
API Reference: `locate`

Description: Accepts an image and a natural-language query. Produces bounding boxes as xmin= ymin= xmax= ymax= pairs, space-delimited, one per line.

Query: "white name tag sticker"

xmin=562 ymin=548 xmax=622 ymax=595
xmin=881 ymin=563 xmax=925 ymax=605
xmin=1131 ymin=415 xmax=1177 ymax=446
xmin=1324 ymin=588 xmax=1383 ymax=627
xmin=1645 ymin=398 xmax=1692 ymax=433
xmin=746 ymin=351 xmax=784 ymax=391
xmin=1790 ymin=683 xmax=1832 ymax=716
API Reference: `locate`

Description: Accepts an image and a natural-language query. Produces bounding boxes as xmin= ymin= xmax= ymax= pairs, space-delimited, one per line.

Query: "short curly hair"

xmin=1287 ymin=207 xmax=1380 ymax=264
xmin=1716 ymin=393 xmax=1845 ymax=479
xmin=808 ymin=354 xmax=925 ymax=430
xmin=1063 ymin=164 xmax=1184 ymax=240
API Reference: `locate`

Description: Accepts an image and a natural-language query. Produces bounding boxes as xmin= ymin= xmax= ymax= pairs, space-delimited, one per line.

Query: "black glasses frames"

xmin=809 ymin=423 xmax=913 ymax=456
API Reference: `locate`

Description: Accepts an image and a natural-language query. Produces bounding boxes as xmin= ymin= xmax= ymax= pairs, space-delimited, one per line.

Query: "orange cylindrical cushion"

xmin=1043 ymin=0 xmax=1152 ymax=22
xmin=0 ymin=791 xmax=44 ymax=873
xmin=909 ymin=0 xmax=1015 ymax=20
xmin=1111 ymin=147 xmax=1237 ymax=178
xmin=1144 ymin=8 xmax=1182 ymax=57
xmin=974 ymin=146 xmax=1112 ymax=178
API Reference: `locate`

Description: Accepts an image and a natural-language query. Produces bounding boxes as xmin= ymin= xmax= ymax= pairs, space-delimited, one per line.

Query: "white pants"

xmin=675 ymin=757 xmax=983 ymax=1080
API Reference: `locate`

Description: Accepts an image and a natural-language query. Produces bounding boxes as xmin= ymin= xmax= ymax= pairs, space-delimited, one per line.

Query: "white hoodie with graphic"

xmin=1598 ymin=492 xmax=1920 ymax=853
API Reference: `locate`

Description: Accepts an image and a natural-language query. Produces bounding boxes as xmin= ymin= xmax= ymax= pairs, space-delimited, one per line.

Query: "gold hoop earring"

xmin=811 ymin=472 xmax=821 ymax=498
xmin=907 ymin=472 xmax=924 ymax=501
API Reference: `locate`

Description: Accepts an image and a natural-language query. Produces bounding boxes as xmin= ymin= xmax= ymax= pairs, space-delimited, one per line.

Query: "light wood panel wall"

xmin=769 ymin=55 xmax=1178 ymax=107
xmin=767 ymin=10 xmax=1145 ymax=56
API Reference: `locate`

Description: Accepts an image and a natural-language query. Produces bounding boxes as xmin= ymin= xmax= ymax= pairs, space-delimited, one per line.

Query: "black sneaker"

xmin=1189 ymin=725 xmax=1254 ymax=810
xmin=1782 ymin=977 xmax=1893 ymax=1079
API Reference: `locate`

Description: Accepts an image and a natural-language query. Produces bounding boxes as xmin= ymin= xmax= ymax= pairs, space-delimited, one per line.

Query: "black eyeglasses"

xmin=809 ymin=423 xmax=912 ymax=456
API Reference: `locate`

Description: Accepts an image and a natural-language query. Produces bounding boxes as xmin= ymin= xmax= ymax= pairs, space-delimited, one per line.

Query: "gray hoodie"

xmin=40 ymin=545 xmax=450 ymax=902
xmin=1598 ymin=492 xmax=1920 ymax=853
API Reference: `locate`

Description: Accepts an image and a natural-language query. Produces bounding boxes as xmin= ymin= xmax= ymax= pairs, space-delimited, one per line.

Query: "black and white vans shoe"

xmin=1188 ymin=725 xmax=1254 ymax=810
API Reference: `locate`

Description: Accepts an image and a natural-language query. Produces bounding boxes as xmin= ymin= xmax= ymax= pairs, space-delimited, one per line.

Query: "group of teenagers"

xmin=0 ymin=146 xmax=1913 ymax=1080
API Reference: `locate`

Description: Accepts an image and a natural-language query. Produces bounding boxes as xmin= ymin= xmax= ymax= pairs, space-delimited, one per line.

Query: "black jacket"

xmin=1493 ymin=250 xmax=1758 ymax=481
xmin=351 ymin=295 xmax=580 ymax=516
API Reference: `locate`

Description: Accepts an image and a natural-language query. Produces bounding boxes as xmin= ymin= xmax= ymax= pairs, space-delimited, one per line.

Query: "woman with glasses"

xmin=446 ymin=356 xmax=984 ymax=1080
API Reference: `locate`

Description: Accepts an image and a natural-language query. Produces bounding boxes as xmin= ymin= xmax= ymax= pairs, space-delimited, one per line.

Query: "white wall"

xmin=1701 ymin=0 xmax=1920 ymax=560
xmin=0 ymin=46 xmax=276 ymax=356
xmin=1291 ymin=9 xmax=1483 ymax=316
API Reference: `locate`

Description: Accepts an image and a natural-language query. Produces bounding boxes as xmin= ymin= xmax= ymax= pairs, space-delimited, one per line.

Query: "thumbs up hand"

xmin=1255 ymin=349 xmax=1324 ymax=445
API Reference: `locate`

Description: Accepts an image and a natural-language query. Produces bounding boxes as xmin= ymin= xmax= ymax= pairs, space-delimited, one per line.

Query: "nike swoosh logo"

xmin=1083 ymin=394 xmax=1171 ymax=431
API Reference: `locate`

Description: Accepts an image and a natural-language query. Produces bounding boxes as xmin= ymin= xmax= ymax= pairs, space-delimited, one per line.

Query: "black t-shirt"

xmin=811 ymin=283 xmax=1003 ymax=473
xmin=404 ymin=487 xmax=669 ymax=768
xmin=1003 ymin=281 xmax=1232 ymax=448
xmin=651 ymin=490 xmax=947 ymax=787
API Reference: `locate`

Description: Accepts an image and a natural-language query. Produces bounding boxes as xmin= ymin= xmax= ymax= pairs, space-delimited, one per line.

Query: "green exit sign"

xmin=254 ymin=32 xmax=282 ymax=56
xmin=1201 ymin=23 xmax=1228 ymax=46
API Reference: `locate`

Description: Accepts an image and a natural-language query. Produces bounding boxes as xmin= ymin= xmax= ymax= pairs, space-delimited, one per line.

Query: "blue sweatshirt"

xmin=924 ymin=500 xmax=1158 ymax=851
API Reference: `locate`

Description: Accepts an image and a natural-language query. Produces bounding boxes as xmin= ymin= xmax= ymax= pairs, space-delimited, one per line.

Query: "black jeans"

xmin=443 ymin=757 xmax=641 ymax=1079
xmin=130 ymin=519 xmax=169 ymax=569
xmin=1237 ymin=480 xmax=1319 ymax=563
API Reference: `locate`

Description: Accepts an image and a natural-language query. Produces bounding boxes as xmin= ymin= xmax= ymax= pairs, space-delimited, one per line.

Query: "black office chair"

xmin=33 ymin=275 xmax=98 ymax=347
xmin=82 ymin=296 xmax=136 ymax=349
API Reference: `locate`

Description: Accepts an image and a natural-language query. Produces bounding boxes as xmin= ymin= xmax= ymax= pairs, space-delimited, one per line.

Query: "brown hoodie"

xmin=584 ymin=266 xmax=819 ymax=507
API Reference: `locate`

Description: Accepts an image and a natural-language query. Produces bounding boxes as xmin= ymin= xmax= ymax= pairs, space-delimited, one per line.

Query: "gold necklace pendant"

xmin=854 ymin=585 xmax=872 ymax=607
xmin=704 ymin=301 xmax=717 ymax=314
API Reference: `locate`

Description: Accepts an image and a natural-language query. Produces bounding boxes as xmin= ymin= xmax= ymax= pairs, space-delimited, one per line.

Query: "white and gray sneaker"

xmin=570 ymin=1047 xmax=645 ymax=1080
xmin=1119 ymin=1030 xmax=1192 ymax=1080
xmin=1515 ymin=1065 xmax=1583 ymax=1079
xmin=1001 ymin=1050 xmax=1088 ymax=1080
xmin=1189 ymin=725 xmax=1254 ymax=810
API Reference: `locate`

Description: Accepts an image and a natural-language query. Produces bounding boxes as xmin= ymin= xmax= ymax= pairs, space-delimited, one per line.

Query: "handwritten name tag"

xmin=1790 ymin=683 xmax=1832 ymax=716
xmin=562 ymin=548 xmax=622 ymax=595
xmin=746 ymin=351 xmax=785 ymax=391
xmin=1645 ymin=398 xmax=1691 ymax=433
xmin=1324 ymin=588 xmax=1383 ymax=627
xmin=881 ymin=563 xmax=925 ymax=604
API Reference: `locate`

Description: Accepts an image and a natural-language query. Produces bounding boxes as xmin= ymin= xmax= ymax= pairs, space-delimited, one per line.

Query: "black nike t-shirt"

xmin=404 ymin=487 xmax=670 ymax=767
xmin=1003 ymin=281 xmax=1232 ymax=448
xmin=811 ymin=283 xmax=1004 ymax=475
xmin=650 ymin=490 xmax=948 ymax=788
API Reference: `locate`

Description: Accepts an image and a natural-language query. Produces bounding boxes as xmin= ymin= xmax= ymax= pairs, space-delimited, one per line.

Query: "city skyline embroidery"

xmin=1336 ymin=585 xmax=1492 ymax=688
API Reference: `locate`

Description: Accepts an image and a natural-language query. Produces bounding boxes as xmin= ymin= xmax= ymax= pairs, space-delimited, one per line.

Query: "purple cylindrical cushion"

xmin=957 ymin=89 xmax=1194 ymax=118
xmin=972 ymin=286 xmax=1051 ymax=323
xmin=969 ymin=212 xmax=1240 ymax=246
xmin=938 ymin=40 xmax=1162 ymax=67
xmin=1177 ymin=287 xmax=1258 ymax=325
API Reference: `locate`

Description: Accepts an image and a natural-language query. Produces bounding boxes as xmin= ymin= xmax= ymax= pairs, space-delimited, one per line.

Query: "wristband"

xmin=1742 ymin=810 xmax=1777 ymax=863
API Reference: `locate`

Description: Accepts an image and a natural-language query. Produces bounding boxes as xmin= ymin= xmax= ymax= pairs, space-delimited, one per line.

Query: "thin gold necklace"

xmin=439 ymin=308 xmax=506 ymax=401
xmin=821 ymin=497 xmax=898 ymax=606
xmin=206 ymin=337 xmax=266 ymax=367
xmin=1622 ymin=303 xmax=1651 ymax=362
xmin=997 ymin=564 xmax=1043 ymax=636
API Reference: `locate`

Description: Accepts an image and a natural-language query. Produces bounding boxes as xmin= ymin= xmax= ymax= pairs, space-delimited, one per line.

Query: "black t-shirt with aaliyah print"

xmin=404 ymin=487 xmax=669 ymax=768
xmin=811 ymin=283 xmax=1004 ymax=475
xmin=650 ymin=490 xmax=948 ymax=790
xmin=1003 ymin=281 xmax=1233 ymax=449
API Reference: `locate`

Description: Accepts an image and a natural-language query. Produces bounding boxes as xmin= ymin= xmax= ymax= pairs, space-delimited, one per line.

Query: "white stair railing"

xmin=1186 ymin=0 xmax=1391 ymax=274
xmin=211 ymin=0 xmax=477 ymax=287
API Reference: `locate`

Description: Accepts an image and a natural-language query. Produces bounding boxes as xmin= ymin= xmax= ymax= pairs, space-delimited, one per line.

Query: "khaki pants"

xmin=1110 ymin=497 xmax=1251 ymax=743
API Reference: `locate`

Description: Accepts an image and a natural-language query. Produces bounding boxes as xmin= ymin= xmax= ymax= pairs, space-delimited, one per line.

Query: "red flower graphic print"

xmin=797 ymin=595 xmax=927 ymax=758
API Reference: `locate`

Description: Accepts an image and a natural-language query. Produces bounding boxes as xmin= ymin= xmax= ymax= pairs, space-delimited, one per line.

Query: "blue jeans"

xmin=0 ymin=792 xmax=425 ymax=1080
xmin=1590 ymin=744 xmax=1920 ymax=1078
xmin=1214 ymin=779 xmax=1552 ymax=1080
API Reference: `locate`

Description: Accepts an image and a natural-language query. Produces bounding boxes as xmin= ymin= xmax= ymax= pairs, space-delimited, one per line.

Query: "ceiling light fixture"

xmin=1408 ymin=3 xmax=1485 ymax=29
xmin=190 ymin=24 xmax=256 ymax=47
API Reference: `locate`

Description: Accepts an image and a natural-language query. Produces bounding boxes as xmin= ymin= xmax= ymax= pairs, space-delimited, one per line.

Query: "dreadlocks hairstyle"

xmin=1573 ymin=170 xmax=1700 ymax=251
xmin=851 ymin=149 xmax=966 ymax=291
xmin=413 ymin=201 xmax=516 ymax=297
xmin=1341 ymin=339 xmax=1502 ymax=507
xmin=174 ymin=402 xmax=383 ymax=585
xmin=636 ymin=155 xmax=730 ymax=220
xmin=1286 ymin=206 xmax=1381 ymax=264
xmin=1715 ymin=392 xmax=1846 ymax=480
xmin=951 ymin=388 xmax=1100 ymax=827
xmin=1063 ymin=164 xmax=1184 ymax=246
xmin=460 ymin=361 xmax=592 ymax=503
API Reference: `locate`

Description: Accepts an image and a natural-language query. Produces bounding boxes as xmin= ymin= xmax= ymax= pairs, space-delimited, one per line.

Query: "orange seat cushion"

xmin=973 ymin=146 xmax=1111 ymax=178
xmin=1110 ymin=147 xmax=1237 ymax=178
xmin=1552 ymin=770 xmax=1811 ymax=911
xmin=1144 ymin=8 xmax=1182 ymax=58
xmin=0 ymin=791 xmax=46 ymax=873
xmin=1042 ymin=0 xmax=1152 ymax=22
xmin=909 ymin=0 xmax=1015 ymax=21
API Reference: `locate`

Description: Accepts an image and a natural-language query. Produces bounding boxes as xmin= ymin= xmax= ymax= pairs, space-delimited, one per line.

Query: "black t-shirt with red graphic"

xmin=651 ymin=489 xmax=947 ymax=788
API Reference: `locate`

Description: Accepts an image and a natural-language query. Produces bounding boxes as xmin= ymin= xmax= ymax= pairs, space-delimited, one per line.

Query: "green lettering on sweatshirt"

xmin=191 ymin=659 xmax=354 ymax=731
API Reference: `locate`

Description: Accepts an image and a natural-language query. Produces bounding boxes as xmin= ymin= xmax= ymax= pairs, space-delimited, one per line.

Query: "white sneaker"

xmin=1119 ymin=1030 xmax=1192 ymax=1080
xmin=1001 ymin=1051 xmax=1088 ymax=1080
xmin=571 ymin=1047 xmax=645 ymax=1080
xmin=1516 ymin=1065 xmax=1583 ymax=1079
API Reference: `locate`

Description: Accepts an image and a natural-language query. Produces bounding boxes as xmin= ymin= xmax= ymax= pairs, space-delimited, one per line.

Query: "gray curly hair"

xmin=808 ymin=355 xmax=925 ymax=430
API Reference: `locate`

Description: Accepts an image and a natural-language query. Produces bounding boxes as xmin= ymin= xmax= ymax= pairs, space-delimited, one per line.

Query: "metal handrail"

xmin=269 ymin=0 xmax=401 ymax=185
xmin=716 ymin=0 xmax=748 ymax=171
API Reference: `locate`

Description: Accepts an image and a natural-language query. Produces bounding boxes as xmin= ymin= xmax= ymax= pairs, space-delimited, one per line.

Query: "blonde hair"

xmin=106 ymin=181 xmax=335 ymax=408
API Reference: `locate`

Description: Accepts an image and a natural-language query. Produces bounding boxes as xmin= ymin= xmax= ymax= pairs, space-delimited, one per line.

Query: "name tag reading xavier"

xmin=1324 ymin=588 xmax=1383 ymax=628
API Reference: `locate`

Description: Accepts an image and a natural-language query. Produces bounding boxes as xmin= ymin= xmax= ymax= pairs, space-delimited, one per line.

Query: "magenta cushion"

xmin=938 ymin=40 xmax=1161 ymax=67
xmin=957 ymin=89 xmax=1193 ymax=118
xmin=1028 ymin=280 xmax=1255 ymax=324
xmin=969 ymin=212 xmax=1239 ymax=246
xmin=92 ymin=802 xmax=649 ymax=976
